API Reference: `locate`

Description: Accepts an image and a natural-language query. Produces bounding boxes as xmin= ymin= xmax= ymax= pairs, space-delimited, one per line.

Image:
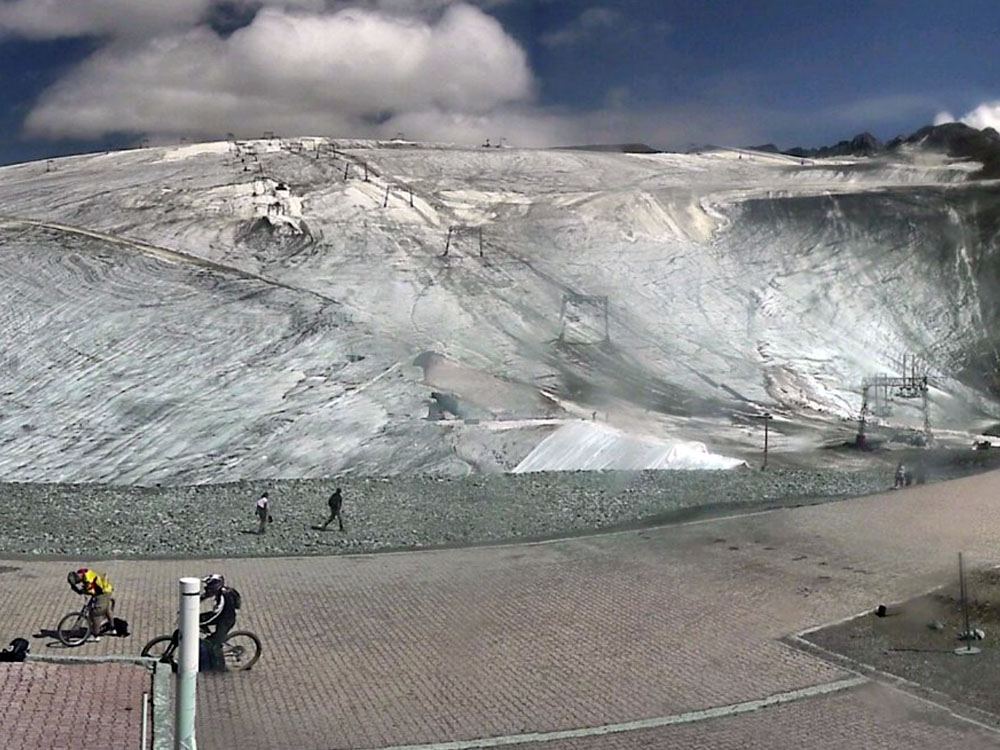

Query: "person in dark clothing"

xmin=200 ymin=573 xmax=240 ymax=671
xmin=321 ymin=487 xmax=345 ymax=531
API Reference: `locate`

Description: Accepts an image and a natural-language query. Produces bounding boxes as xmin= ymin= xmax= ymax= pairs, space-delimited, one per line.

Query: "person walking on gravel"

xmin=255 ymin=492 xmax=271 ymax=534
xmin=893 ymin=461 xmax=908 ymax=489
xmin=320 ymin=487 xmax=345 ymax=531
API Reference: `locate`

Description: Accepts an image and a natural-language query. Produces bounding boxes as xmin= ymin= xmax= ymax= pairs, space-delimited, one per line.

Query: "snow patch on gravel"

xmin=513 ymin=421 xmax=746 ymax=472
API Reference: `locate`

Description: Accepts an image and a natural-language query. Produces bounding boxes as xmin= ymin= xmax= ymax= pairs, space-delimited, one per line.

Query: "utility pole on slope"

xmin=759 ymin=412 xmax=773 ymax=470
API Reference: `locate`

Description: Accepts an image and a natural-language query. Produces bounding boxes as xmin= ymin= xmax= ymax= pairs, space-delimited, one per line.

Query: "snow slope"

xmin=0 ymin=139 xmax=998 ymax=482
xmin=512 ymin=421 xmax=746 ymax=472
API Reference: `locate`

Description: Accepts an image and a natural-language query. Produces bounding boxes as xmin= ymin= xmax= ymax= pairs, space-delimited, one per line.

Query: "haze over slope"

xmin=1 ymin=137 xmax=998 ymax=483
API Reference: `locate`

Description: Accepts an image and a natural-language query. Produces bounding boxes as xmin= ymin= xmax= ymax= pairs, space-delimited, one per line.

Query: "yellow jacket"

xmin=79 ymin=568 xmax=113 ymax=595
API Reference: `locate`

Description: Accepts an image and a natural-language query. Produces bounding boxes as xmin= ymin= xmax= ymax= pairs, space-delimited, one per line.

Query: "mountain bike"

xmin=57 ymin=596 xmax=116 ymax=647
xmin=140 ymin=626 xmax=262 ymax=672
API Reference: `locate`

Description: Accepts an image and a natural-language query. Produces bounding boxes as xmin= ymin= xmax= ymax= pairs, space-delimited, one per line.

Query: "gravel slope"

xmin=0 ymin=468 xmax=900 ymax=558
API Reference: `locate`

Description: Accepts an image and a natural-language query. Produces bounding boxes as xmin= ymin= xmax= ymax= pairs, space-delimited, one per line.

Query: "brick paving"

xmin=518 ymin=682 xmax=1000 ymax=749
xmin=0 ymin=661 xmax=149 ymax=750
xmin=3 ymin=470 xmax=1000 ymax=749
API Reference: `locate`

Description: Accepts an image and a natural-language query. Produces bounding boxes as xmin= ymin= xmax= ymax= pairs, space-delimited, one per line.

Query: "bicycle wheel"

xmin=57 ymin=611 xmax=91 ymax=647
xmin=140 ymin=635 xmax=177 ymax=662
xmin=222 ymin=631 xmax=261 ymax=671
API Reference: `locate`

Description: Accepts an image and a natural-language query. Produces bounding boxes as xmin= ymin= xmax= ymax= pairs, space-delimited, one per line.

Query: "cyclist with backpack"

xmin=200 ymin=573 xmax=241 ymax=671
xmin=67 ymin=567 xmax=115 ymax=642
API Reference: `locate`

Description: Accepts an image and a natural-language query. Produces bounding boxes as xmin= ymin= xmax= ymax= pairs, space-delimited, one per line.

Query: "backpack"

xmin=228 ymin=587 xmax=242 ymax=611
xmin=0 ymin=638 xmax=29 ymax=663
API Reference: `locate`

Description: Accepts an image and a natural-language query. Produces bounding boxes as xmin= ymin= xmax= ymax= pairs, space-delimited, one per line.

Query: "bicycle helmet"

xmin=202 ymin=573 xmax=225 ymax=596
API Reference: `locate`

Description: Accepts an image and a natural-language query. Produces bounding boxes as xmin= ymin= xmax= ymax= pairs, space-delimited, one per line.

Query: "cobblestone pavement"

xmin=518 ymin=682 xmax=1000 ymax=750
xmin=3 ymin=470 xmax=1000 ymax=749
xmin=0 ymin=661 xmax=149 ymax=750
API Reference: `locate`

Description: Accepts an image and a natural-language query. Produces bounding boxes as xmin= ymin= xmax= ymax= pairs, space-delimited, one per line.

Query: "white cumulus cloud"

xmin=0 ymin=1 xmax=447 ymax=40
xmin=540 ymin=7 xmax=620 ymax=47
xmin=24 ymin=3 xmax=535 ymax=142
xmin=0 ymin=0 xmax=214 ymax=39
xmin=9 ymin=0 xmax=773 ymax=150
xmin=934 ymin=101 xmax=1000 ymax=131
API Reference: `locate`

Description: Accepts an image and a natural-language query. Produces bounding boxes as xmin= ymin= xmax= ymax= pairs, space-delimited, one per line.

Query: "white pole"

xmin=175 ymin=577 xmax=200 ymax=750
xmin=141 ymin=692 xmax=149 ymax=750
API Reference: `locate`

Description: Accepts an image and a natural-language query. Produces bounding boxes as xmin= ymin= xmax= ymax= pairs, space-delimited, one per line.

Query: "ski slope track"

xmin=1 ymin=139 xmax=999 ymax=483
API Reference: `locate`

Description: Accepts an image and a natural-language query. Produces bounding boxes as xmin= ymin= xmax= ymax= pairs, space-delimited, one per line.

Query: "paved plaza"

xmin=4 ymin=471 xmax=1000 ymax=749
xmin=0 ymin=661 xmax=149 ymax=750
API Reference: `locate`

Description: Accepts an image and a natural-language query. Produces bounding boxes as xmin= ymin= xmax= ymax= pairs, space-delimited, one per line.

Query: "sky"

xmin=0 ymin=0 xmax=998 ymax=166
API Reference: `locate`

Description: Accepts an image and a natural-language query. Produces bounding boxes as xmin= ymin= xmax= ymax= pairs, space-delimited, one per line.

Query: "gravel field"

xmin=0 ymin=467 xmax=911 ymax=559
xmin=802 ymin=567 xmax=1000 ymax=719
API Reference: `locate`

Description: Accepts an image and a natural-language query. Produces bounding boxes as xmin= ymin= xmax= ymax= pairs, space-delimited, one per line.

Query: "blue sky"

xmin=0 ymin=0 xmax=998 ymax=166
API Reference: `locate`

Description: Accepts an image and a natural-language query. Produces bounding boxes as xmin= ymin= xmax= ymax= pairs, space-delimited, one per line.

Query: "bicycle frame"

xmin=156 ymin=626 xmax=215 ymax=658
xmin=142 ymin=627 xmax=261 ymax=671
xmin=83 ymin=596 xmax=116 ymax=628
xmin=57 ymin=595 xmax=114 ymax=647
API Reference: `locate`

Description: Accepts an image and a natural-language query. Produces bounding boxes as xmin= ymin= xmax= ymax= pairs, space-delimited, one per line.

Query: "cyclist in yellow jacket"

xmin=67 ymin=567 xmax=115 ymax=642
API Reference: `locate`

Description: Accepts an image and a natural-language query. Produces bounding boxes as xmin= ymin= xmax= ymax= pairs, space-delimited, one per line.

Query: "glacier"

xmin=0 ymin=138 xmax=998 ymax=483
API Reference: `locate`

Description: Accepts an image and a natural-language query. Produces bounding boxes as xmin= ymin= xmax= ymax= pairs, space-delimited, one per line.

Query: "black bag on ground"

xmin=0 ymin=638 xmax=29 ymax=662
xmin=198 ymin=640 xmax=212 ymax=671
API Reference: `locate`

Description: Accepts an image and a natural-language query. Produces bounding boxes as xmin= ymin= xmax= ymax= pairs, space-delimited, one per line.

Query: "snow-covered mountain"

xmin=1 ymin=136 xmax=998 ymax=483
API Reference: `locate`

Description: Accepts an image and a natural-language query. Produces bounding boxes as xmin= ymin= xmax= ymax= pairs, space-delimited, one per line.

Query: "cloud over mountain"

xmin=934 ymin=101 xmax=1000 ymax=132
xmin=23 ymin=3 xmax=534 ymax=142
xmin=7 ymin=0 xmax=794 ymax=151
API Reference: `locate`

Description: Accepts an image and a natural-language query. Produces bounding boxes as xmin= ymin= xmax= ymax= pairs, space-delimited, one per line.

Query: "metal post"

xmin=923 ymin=387 xmax=931 ymax=442
xmin=857 ymin=384 xmax=869 ymax=446
xmin=383 ymin=186 xmax=389 ymax=208
xmin=409 ymin=188 xmax=413 ymax=207
xmin=960 ymin=552 xmax=969 ymax=637
xmin=141 ymin=692 xmax=149 ymax=750
xmin=763 ymin=416 xmax=769 ymax=469
xmin=175 ymin=577 xmax=200 ymax=749
xmin=344 ymin=163 xmax=349 ymax=180
xmin=761 ymin=412 xmax=773 ymax=470
xmin=955 ymin=552 xmax=980 ymax=655
xmin=364 ymin=162 xmax=369 ymax=181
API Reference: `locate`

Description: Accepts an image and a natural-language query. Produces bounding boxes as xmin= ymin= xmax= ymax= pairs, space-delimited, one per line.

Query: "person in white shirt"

xmin=893 ymin=462 xmax=907 ymax=489
xmin=255 ymin=492 xmax=271 ymax=534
